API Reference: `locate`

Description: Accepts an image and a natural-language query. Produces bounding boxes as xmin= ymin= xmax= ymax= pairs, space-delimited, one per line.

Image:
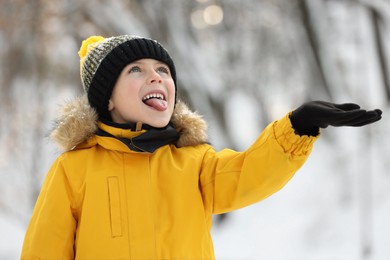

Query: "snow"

xmin=0 ymin=213 xmax=24 ymax=259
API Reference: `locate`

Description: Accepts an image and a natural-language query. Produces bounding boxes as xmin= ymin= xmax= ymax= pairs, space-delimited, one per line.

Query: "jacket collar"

xmin=96 ymin=121 xmax=179 ymax=153
xmin=50 ymin=94 xmax=208 ymax=151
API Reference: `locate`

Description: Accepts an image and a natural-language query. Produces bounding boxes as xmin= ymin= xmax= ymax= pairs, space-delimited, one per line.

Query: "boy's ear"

xmin=108 ymin=99 xmax=114 ymax=111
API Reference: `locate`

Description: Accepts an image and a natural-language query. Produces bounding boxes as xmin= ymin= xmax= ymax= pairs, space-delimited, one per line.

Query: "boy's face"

xmin=108 ymin=59 xmax=176 ymax=128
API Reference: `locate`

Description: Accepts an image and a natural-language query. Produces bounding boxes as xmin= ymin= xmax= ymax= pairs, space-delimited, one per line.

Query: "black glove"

xmin=290 ymin=101 xmax=382 ymax=136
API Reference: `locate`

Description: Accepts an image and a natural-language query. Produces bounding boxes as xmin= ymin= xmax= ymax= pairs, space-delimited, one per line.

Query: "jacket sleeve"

xmin=200 ymin=113 xmax=318 ymax=214
xmin=21 ymin=155 xmax=77 ymax=259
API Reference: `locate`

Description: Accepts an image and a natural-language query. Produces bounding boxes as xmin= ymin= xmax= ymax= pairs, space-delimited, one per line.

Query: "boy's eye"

xmin=129 ymin=66 xmax=141 ymax=73
xmin=156 ymin=66 xmax=169 ymax=74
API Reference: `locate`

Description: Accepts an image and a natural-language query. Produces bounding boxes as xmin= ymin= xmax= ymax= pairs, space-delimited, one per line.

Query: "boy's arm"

xmin=200 ymin=113 xmax=317 ymax=214
xmin=21 ymin=156 xmax=77 ymax=259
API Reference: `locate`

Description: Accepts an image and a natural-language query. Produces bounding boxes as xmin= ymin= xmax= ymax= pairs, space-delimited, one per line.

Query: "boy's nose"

xmin=148 ymin=70 xmax=163 ymax=84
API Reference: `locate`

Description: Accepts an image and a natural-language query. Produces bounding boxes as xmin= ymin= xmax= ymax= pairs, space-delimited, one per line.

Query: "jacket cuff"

xmin=273 ymin=112 xmax=319 ymax=156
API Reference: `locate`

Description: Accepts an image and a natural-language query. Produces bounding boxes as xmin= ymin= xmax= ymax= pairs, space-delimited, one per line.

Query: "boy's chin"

xmin=147 ymin=121 xmax=170 ymax=129
xmin=141 ymin=116 xmax=170 ymax=128
xmin=144 ymin=114 xmax=173 ymax=129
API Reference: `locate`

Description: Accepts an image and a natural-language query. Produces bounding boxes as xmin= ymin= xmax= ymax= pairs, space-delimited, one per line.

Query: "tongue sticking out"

xmin=144 ymin=98 xmax=168 ymax=111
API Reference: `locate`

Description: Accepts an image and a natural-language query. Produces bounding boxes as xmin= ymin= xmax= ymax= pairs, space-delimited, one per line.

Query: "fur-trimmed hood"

xmin=50 ymin=95 xmax=208 ymax=151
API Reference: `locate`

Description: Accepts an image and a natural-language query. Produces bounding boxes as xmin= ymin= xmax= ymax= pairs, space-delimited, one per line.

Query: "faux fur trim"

xmin=50 ymin=94 xmax=208 ymax=151
xmin=50 ymin=95 xmax=98 ymax=151
xmin=171 ymin=101 xmax=208 ymax=147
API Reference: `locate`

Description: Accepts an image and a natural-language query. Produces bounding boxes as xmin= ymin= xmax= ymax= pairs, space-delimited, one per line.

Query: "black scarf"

xmin=96 ymin=120 xmax=180 ymax=153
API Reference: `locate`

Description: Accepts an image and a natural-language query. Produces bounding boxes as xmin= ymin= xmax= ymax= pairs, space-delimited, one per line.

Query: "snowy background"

xmin=1 ymin=0 xmax=389 ymax=259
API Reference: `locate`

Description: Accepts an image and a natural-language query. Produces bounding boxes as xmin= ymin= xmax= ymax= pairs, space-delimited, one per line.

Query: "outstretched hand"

xmin=290 ymin=101 xmax=382 ymax=136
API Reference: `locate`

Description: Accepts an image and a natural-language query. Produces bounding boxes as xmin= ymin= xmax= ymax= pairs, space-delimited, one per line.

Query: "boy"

xmin=21 ymin=35 xmax=382 ymax=259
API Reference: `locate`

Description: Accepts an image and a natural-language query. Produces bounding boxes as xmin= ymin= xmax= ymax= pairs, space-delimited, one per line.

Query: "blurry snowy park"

xmin=1 ymin=0 xmax=390 ymax=259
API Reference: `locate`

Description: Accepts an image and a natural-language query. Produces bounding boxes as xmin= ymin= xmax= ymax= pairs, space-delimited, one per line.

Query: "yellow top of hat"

xmin=78 ymin=35 xmax=105 ymax=59
xmin=78 ymin=36 xmax=105 ymax=85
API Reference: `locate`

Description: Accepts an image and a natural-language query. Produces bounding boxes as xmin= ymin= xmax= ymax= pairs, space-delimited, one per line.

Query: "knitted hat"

xmin=78 ymin=35 xmax=177 ymax=120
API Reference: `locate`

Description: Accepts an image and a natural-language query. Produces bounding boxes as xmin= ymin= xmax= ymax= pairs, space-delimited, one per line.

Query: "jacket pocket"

xmin=107 ymin=177 xmax=122 ymax=237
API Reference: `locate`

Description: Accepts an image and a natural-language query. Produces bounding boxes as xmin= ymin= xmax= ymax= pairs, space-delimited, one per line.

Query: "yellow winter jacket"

xmin=21 ymin=97 xmax=317 ymax=260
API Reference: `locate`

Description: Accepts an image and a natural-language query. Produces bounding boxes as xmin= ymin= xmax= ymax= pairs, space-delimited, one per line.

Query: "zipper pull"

xmin=136 ymin=122 xmax=143 ymax=131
